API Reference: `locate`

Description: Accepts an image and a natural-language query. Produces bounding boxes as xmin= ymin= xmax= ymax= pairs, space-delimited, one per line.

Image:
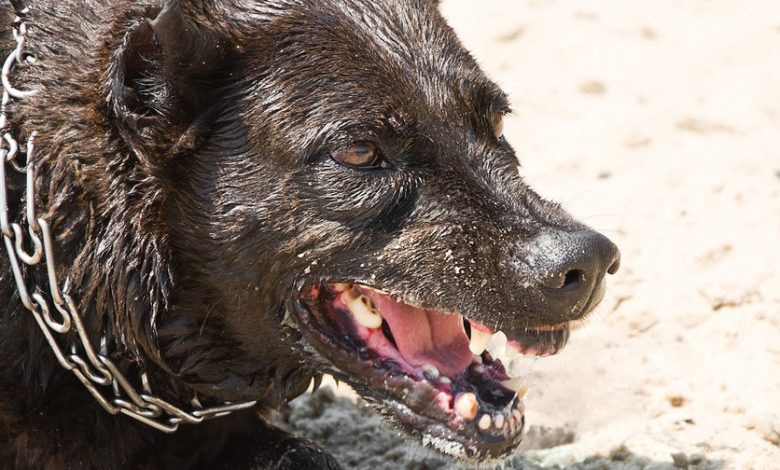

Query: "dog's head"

xmin=107 ymin=0 xmax=619 ymax=462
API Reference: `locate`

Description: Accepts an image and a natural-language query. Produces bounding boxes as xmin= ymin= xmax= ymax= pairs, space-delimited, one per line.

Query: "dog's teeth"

xmin=477 ymin=414 xmax=492 ymax=431
xmin=454 ymin=393 xmax=478 ymax=421
xmin=485 ymin=331 xmax=507 ymax=357
xmin=422 ymin=364 xmax=440 ymax=379
xmin=494 ymin=353 xmax=511 ymax=368
xmin=515 ymin=400 xmax=526 ymax=415
xmin=468 ymin=327 xmax=492 ymax=355
xmin=501 ymin=377 xmax=529 ymax=398
xmin=511 ymin=409 xmax=523 ymax=425
xmin=493 ymin=413 xmax=505 ymax=429
xmin=340 ymin=290 xmax=382 ymax=329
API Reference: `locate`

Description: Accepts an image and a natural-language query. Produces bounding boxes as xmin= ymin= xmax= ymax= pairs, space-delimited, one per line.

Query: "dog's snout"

xmin=523 ymin=229 xmax=620 ymax=322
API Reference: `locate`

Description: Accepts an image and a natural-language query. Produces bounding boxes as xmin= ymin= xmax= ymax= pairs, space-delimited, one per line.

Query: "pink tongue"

xmin=368 ymin=292 xmax=472 ymax=377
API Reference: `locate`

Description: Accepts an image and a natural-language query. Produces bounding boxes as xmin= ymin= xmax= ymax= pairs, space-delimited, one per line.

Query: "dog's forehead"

xmin=319 ymin=0 xmax=484 ymax=100
xmin=244 ymin=0 xmax=502 ymax=136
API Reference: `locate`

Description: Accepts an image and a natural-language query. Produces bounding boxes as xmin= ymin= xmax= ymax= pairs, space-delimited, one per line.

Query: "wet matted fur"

xmin=0 ymin=0 xmax=619 ymax=468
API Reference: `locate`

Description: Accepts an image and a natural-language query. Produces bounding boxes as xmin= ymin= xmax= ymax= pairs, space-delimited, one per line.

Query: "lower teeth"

xmin=494 ymin=413 xmax=505 ymax=429
xmin=422 ymin=364 xmax=440 ymax=379
xmin=455 ymin=392 xmax=478 ymax=420
xmin=511 ymin=408 xmax=523 ymax=425
xmin=478 ymin=414 xmax=492 ymax=430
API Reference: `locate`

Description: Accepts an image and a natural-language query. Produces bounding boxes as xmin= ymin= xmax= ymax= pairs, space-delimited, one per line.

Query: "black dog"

xmin=0 ymin=0 xmax=620 ymax=468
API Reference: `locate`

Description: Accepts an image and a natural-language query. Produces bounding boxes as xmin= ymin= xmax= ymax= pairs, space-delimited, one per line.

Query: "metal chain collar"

xmin=0 ymin=9 xmax=256 ymax=433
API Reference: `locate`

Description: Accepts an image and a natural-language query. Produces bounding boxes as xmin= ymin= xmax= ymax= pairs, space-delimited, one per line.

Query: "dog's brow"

xmin=494 ymin=95 xmax=512 ymax=115
xmin=473 ymin=85 xmax=512 ymax=122
xmin=488 ymin=87 xmax=511 ymax=114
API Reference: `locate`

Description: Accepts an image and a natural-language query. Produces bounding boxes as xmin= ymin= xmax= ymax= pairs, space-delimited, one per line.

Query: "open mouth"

xmin=291 ymin=282 xmax=571 ymax=462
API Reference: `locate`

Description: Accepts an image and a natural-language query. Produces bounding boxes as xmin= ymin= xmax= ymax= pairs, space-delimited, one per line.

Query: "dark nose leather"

xmin=528 ymin=228 xmax=620 ymax=321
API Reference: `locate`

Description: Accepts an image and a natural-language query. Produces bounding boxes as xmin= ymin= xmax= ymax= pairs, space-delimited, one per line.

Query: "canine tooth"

xmin=454 ymin=393 xmax=478 ymax=420
xmin=493 ymin=413 xmax=504 ymax=429
xmin=422 ymin=364 xmax=440 ymax=379
xmin=340 ymin=291 xmax=382 ymax=329
xmin=515 ymin=400 xmax=526 ymax=415
xmin=477 ymin=414 xmax=492 ymax=431
xmin=485 ymin=331 xmax=507 ymax=357
xmin=511 ymin=409 xmax=523 ymax=425
xmin=501 ymin=377 xmax=528 ymax=398
xmin=468 ymin=328 xmax=492 ymax=355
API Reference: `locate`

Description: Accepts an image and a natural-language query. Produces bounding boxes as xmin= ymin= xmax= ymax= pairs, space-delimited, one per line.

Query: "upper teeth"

xmin=468 ymin=327 xmax=491 ymax=355
xmin=486 ymin=331 xmax=508 ymax=356
xmin=341 ymin=290 xmax=382 ymax=329
xmin=485 ymin=330 xmax=533 ymax=375
xmin=472 ymin=326 xmax=533 ymax=395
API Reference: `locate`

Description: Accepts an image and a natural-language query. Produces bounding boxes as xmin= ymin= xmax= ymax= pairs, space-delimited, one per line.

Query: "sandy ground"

xmin=281 ymin=1 xmax=780 ymax=468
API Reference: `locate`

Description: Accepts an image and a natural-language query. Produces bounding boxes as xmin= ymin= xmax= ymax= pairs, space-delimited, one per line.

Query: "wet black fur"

xmin=0 ymin=0 xmax=614 ymax=468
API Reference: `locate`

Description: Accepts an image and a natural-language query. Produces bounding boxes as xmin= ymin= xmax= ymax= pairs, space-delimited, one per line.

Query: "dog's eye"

xmin=331 ymin=142 xmax=381 ymax=168
xmin=492 ymin=112 xmax=505 ymax=139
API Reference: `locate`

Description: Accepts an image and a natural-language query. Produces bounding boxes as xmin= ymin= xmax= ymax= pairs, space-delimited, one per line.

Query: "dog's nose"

xmin=529 ymin=229 xmax=620 ymax=320
xmin=540 ymin=230 xmax=620 ymax=289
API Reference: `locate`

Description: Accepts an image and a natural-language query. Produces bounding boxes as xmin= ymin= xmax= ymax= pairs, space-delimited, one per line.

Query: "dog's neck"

xmin=0 ymin=4 xmax=245 ymax=466
xmin=0 ymin=0 xmax=174 ymax=432
xmin=0 ymin=0 xmax=294 ymax=430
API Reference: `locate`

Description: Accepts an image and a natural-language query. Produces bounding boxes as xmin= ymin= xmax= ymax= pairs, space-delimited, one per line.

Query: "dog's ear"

xmin=110 ymin=1 xmax=231 ymax=162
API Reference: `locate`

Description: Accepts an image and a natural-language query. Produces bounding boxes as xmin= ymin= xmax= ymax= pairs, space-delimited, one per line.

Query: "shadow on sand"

xmin=276 ymin=388 xmax=724 ymax=470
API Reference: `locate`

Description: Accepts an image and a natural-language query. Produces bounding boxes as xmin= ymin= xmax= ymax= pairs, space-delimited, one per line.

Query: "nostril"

xmin=608 ymin=258 xmax=620 ymax=275
xmin=529 ymin=229 xmax=619 ymax=292
xmin=560 ymin=269 xmax=584 ymax=291
xmin=607 ymin=250 xmax=621 ymax=275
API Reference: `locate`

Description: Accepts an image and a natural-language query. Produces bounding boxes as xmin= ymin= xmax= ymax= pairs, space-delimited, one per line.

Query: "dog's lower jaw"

xmin=288 ymin=282 xmax=551 ymax=463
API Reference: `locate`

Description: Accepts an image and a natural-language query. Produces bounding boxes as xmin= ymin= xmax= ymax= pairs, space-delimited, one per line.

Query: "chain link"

xmin=0 ymin=9 xmax=256 ymax=433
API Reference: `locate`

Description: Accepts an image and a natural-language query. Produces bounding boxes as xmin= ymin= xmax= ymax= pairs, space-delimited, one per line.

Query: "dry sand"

xmin=280 ymin=1 xmax=780 ymax=468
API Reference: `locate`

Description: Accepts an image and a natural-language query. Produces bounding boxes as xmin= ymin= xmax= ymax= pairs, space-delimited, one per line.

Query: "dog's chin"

xmin=288 ymin=281 xmax=572 ymax=463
